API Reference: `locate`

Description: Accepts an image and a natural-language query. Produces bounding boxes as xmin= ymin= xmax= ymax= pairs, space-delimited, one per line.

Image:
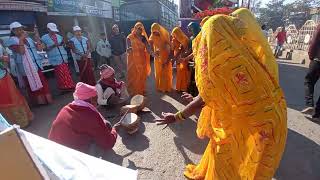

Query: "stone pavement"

xmin=26 ymin=61 xmax=320 ymax=180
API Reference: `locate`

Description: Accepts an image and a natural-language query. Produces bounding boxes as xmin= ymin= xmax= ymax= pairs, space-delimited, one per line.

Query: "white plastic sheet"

xmin=0 ymin=114 xmax=138 ymax=180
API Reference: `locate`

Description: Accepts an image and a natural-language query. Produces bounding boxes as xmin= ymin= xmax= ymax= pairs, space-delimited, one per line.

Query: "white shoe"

xmin=301 ymin=107 xmax=314 ymax=115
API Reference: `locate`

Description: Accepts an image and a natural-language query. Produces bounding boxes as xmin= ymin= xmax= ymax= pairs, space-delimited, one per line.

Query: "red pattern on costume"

xmin=78 ymin=59 xmax=96 ymax=86
xmin=199 ymin=44 xmax=208 ymax=72
xmin=24 ymin=70 xmax=51 ymax=101
xmin=54 ymin=63 xmax=75 ymax=90
xmin=234 ymin=72 xmax=249 ymax=85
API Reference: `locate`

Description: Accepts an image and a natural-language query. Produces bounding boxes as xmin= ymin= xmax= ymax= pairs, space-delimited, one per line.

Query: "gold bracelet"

xmin=175 ymin=111 xmax=185 ymax=121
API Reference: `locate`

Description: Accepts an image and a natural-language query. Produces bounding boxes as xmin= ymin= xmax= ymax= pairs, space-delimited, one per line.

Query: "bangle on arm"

xmin=175 ymin=111 xmax=186 ymax=121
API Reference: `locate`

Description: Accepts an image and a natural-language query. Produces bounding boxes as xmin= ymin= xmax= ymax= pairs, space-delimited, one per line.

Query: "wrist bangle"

xmin=175 ymin=111 xmax=185 ymax=121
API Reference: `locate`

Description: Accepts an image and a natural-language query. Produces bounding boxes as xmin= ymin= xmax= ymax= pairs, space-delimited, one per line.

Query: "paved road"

xmin=26 ymin=61 xmax=320 ymax=180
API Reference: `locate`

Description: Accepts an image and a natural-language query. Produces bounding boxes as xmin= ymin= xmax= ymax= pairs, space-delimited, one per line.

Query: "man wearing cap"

xmin=7 ymin=21 xmax=53 ymax=105
xmin=41 ymin=23 xmax=75 ymax=91
xmin=96 ymin=64 xmax=129 ymax=106
xmin=69 ymin=26 xmax=96 ymax=86
xmin=48 ymin=82 xmax=118 ymax=153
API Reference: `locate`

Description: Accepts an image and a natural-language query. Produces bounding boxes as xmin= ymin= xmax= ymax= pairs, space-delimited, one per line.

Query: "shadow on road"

xmin=278 ymin=62 xmax=312 ymax=111
xmin=146 ymin=88 xmax=207 ymax=164
xmin=275 ymin=129 xmax=320 ymax=180
xmin=118 ymin=122 xmax=150 ymax=152
xmin=127 ymin=159 xmax=154 ymax=171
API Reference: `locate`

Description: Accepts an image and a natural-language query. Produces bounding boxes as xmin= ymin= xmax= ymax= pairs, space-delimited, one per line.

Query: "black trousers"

xmin=305 ymin=60 xmax=320 ymax=114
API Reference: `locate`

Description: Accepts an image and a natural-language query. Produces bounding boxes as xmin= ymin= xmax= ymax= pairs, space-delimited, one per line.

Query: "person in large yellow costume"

xmin=127 ymin=22 xmax=152 ymax=96
xmin=171 ymin=27 xmax=190 ymax=92
xmin=149 ymin=23 xmax=172 ymax=92
xmin=156 ymin=9 xmax=287 ymax=180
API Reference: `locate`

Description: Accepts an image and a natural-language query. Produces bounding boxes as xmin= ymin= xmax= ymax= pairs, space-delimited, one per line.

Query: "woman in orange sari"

xmin=171 ymin=27 xmax=190 ymax=92
xmin=126 ymin=22 xmax=152 ymax=96
xmin=149 ymin=23 xmax=172 ymax=92
xmin=0 ymin=54 xmax=33 ymax=128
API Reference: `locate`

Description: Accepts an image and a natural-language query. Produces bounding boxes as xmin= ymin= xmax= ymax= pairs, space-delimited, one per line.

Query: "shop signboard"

xmin=0 ymin=2 xmax=47 ymax=12
xmin=48 ymin=0 xmax=112 ymax=18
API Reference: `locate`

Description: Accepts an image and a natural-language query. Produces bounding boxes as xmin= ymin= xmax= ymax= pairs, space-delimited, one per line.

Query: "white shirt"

xmin=96 ymin=39 xmax=112 ymax=58
xmin=96 ymin=83 xmax=116 ymax=106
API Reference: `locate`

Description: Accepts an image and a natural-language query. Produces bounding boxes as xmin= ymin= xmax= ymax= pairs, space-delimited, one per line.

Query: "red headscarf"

xmin=99 ymin=65 xmax=123 ymax=91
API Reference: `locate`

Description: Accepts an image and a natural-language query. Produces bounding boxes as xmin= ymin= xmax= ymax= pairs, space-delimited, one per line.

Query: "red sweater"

xmin=48 ymin=104 xmax=117 ymax=153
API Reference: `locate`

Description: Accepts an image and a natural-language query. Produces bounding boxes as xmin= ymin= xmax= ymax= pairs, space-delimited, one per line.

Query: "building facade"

xmin=120 ymin=0 xmax=178 ymax=34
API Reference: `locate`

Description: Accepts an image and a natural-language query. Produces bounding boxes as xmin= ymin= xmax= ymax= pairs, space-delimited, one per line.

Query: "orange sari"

xmin=171 ymin=27 xmax=190 ymax=91
xmin=0 ymin=70 xmax=33 ymax=128
xmin=127 ymin=22 xmax=151 ymax=96
xmin=149 ymin=23 xmax=172 ymax=92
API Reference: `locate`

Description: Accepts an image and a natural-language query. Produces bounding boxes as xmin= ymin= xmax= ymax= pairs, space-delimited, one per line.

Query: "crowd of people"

xmin=0 ymin=7 xmax=302 ymax=179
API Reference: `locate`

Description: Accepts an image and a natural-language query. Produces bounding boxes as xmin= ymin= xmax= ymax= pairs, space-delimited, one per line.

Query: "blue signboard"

xmin=48 ymin=0 xmax=112 ymax=18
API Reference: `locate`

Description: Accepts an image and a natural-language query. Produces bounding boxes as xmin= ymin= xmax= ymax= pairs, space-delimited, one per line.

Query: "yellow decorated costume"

xmin=184 ymin=9 xmax=287 ymax=180
xmin=171 ymin=27 xmax=190 ymax=91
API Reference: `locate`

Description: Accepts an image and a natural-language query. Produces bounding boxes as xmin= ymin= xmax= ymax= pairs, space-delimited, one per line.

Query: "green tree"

xmin=257 ymin=0 xmax=318 ymax=30
xmin=257 ymin=0 xmax=285 ymax=30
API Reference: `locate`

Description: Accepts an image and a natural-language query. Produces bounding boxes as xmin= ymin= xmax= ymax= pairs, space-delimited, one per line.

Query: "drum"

xmin=120 ymin=105 xmax=139 ymax=115
xmin=120 ymin=113 xmax=140 ymax=134
xmin=130 ymin=95 xmax=146 ymax=111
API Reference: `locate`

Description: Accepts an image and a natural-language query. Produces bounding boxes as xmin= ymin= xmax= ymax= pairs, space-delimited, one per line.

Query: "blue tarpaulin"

xmin=0 ymin=11 xmax=36 ymax=25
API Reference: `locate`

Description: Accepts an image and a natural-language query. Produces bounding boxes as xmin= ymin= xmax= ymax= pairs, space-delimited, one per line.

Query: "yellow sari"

xmin=149 ymin=23 xmax=172 ymax=92
xmin=184 ymin=10 xmax=287 ymax=180
xmin=171 ymin=27 xmax=190 ymax=91
xmin=127 ymin=22 xmax=151 ymax=96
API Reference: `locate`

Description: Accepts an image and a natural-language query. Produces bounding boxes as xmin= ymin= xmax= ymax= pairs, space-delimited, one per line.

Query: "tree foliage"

xmin=257 ymin=0 xmax=318 ymax=30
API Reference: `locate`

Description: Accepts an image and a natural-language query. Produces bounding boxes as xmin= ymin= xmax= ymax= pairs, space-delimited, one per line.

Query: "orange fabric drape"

xmin=0 ymin=73 xmax=33 ymax=128
xmin=127 ymin=22 xmax=151 ymax=96
xmin=171 ymin=27 xmax=190 ymax=91
xmin=149 ymin=23 xmax=172 ymax=92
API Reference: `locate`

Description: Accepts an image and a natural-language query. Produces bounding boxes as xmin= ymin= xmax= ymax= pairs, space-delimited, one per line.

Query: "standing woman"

xmin=8 ymin=22 xmax=52 ymax=105
xmin=157 ymin=13 xmax=287 ymax=180
xmin=69 ymin=26 xmax=96 ymax=86
xmin=149 ymin=23 xmax=172 ymax=93
xmin=41 ymin=23 xmax=75 ymax=91
xmin=126 ymin=22 xmax=153 ymax=96
xmin=171 ymin=27 xmax=190 ymax=92
xmin=184 ymin=22 xmax=201 ymax=96
xmin=0 ymin=38 xmax=33 ymax=127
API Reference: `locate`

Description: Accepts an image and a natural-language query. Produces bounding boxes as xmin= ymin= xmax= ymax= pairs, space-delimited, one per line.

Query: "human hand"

xmin=127 ymin=47 xmax=133 ymax=53
xmin=154 ymin=50 xmax=160 ymax=57
xmin=113 ymin=121 xmax=121 ymax=131
xmin=155 ymin=112 xmax=177 ymax=125
xmin=2 ymin=55 xmax=9 ymax=62
xmin=181 ymin=92 xmax=194 ymax=103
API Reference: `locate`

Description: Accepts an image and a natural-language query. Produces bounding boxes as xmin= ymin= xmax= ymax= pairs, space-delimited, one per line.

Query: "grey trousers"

xmin=111 ymin=53 xmax=127 ymax=80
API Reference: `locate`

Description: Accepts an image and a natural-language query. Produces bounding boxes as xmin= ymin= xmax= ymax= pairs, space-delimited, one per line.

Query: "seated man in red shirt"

xmin=48 ymin=82 xmax=118 ymax=154
xmin=274 ymin=27 xmax=287 ymax=57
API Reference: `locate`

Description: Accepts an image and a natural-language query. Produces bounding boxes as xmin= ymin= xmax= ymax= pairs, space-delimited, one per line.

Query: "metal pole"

xmin=247 ymin=0 xmax=251 ymax=9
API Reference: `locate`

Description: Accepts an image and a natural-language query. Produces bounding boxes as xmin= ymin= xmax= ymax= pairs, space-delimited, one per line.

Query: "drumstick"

xmin=115 ymin=109 xmax=130 ymax=126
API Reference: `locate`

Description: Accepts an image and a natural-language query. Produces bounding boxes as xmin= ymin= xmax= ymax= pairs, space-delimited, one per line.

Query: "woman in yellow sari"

xmin=171 ymin=27 xmax=190 ymax=92
xmin=149 ymin=23 xmax=172 ymax=92
xmin=157 ymin=9 xmax=287 ymax=180
xmin=127 ymin=22 xmax=152 ymax=96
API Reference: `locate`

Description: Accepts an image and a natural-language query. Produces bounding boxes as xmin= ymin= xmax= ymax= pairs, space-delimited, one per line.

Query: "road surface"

xmin=26 ymin=61 xmax=320 ymax=180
